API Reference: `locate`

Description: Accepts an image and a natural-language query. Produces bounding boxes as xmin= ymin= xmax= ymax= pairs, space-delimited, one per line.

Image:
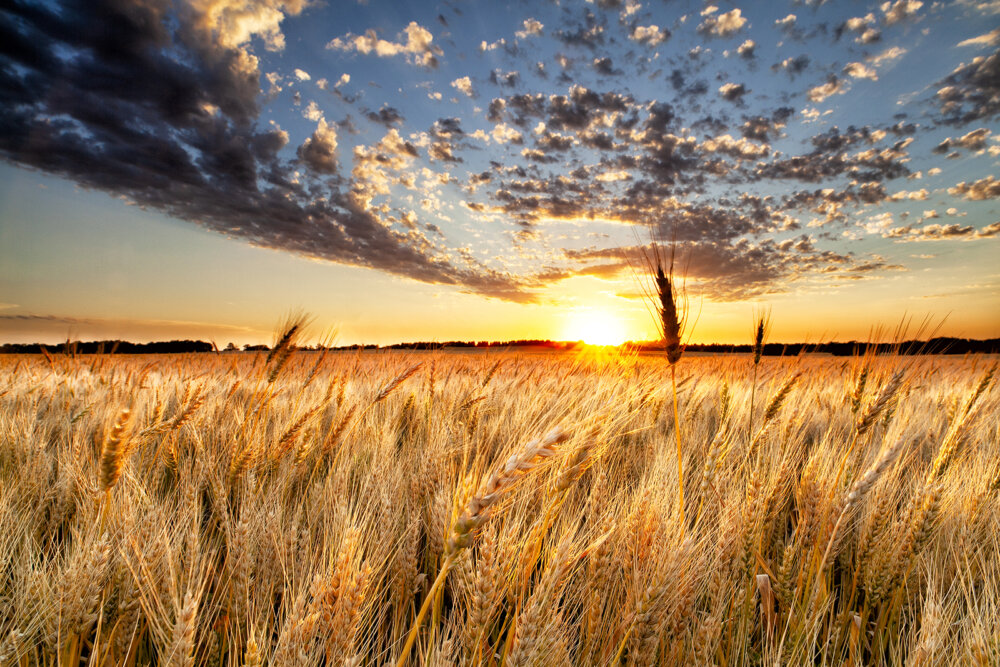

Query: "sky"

xmin=1 ymin=0 xmax=999 ymax=346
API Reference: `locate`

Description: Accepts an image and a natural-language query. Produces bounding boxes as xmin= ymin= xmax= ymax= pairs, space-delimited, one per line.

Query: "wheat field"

xmin=0 ymin=345 xmax=997 ymax=666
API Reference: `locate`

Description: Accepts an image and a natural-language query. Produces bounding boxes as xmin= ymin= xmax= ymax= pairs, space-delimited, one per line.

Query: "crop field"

xmin=0 ymin=347 xmax=997 ymax=666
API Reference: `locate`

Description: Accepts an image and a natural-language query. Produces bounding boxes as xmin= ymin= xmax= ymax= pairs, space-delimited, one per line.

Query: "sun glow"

xmin=563 ymin=310 xmax=629 ymax=346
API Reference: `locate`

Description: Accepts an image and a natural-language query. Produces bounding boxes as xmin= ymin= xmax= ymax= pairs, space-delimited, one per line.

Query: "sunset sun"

xmin=564 ymin=310 xmax=628 ymax=346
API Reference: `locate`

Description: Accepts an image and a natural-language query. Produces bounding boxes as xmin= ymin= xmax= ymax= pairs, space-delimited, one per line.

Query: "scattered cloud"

xmin=516 ymin=18 xmax=544 ymax=39
xmin=697 ymin=9 xmax=748 ymax=38
xmin=948 ymin=175 xmax=1000 ymax=199
xmin=881 ymin=0 xmax=924 ymax=25
xmin=869 ymin=46 xmax=907 ymax=67
xmin=933 ymin=127 xmax=991 ymax=153
xmin=631 ymin=25 xmax=669 ymax=46
xmin=932 ymin=52 xmax=1000 ymax=124
xmin=808 ymin=75 xmax=849 ymax=102
xmin=719 ymin=82 xmax=749 ymax=103
xmin=1 ymin=0 xmax=996 ymax=309
xmin=328 ymin=21 xmax=443 ymax=68
xmin=451 ymin=76 xmax=475 ymax=97
xmin=844 ymin=62 xmax=878 ymax=80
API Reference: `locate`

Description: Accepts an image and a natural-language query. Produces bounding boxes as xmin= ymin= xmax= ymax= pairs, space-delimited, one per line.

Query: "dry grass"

xmin=0 ymin=345 xmax=997 ymax=666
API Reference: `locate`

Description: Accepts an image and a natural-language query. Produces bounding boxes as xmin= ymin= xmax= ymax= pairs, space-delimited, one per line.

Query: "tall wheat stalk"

xmin=640 ymin=240 xmax=686 ymax=530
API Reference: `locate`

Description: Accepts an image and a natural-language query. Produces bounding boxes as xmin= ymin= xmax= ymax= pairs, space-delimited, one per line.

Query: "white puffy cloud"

xmin=631 ymin=25 xmax=667 ymax=46
xmin=698 ymin=9 xmax=748 ymax=38
xmin=491 ymin=123 xmax=523 ymax=144
xmin=881 ymin=0 xmax=923 ymax=25
xmin=303 ymin=100 xmax=323 ymax=121
xmin=775 ymin=14 xmax=797 ymax=29
xmin=515 ymin=18 xmax=544 ymax=39
xmin=328 ymin=21 xmax=442 ymax=68
xmin=451 ymin=76 xmax=475 ymax=97
xmin=187 ymin=0 xmax=308 ymax=52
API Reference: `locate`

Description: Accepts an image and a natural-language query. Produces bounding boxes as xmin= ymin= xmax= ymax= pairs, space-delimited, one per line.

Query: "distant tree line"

xmin=2 ymin=336 xmax=997 ymax=355
xmin=632 ymin=337 xmax=1000 ymax=356
xmin=0 ymin=340 xmax=214 ymax=354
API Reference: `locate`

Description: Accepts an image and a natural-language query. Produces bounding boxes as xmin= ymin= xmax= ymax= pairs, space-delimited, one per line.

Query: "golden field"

xmin=0 ymin=347 xmax=997 ymax=666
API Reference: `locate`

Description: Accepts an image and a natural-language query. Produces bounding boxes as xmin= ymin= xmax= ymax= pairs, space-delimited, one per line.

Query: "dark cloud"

xmin=932 ymin=128 xmax=990 ymax=153
xmin=740 ymin=107 xmax=794 ymax=143
xmin=718 ymin=82 xmax=749 ymax=103
xmin=0 ymin=0 xmax=530 ymax=302
xmin=554 ymin=12 xmax=606 ymax=50
xmin=754 ymin=128 xmax=911 ymax=184
xmin=489 ymin=69 xmax=520 ymax=88
xmin=559 ymin=237 xmax=883 ymax=300
xmin=365 ymin=106 xmax=405 ymax=126
xmin=592 ymin=57 xmax=623 ymax=76
xmin=297 ymin=121 xmax=339 ymax=174
xmin=932 ymin=50 xmax=1000 ymax=125
xmin=772 ymin=55 xmax=810 ymax=78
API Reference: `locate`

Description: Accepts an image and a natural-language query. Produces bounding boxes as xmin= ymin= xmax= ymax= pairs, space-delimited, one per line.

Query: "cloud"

xmin=837 ymin=14 xmax=881 ymax=43
xmin=869 ymin=46 xmax=907 ymax=67
xmin=365 ymin=106 xmax=405 ymax=127
xmin=844 ymin=62 xmax=878 ymax=80
xmin=186 ymin=0 xmax=308 ymax=52
xmin=977 ymin=221 xmax=1000 ymax=237
xmin=631 ymin=25 xmax=669 ymax=46
xmin=560 ymin=238 xmax=890 ymax=300
xmin=881 ymin=0 xmax=923 ymax=25
xmin=718 ymin=82 xmax=749 ymax=103
xmin=515 ymin=18 xmax=544 ymax=39
xmin=293 ymin=68 xmax=310 ymax=81
xmin=948 ymin=175 xmax=1000 ymax=199
xmin=451 ymin=76 xmax=475 ymax=97
xmin=327 ymin=21 xmax=442 ymax=68
xmin=957 ymin=0 xmax=1000 ymax=15
xmin=490 ymin=70 xmax=520 ymax=87
xmin=303 ymin=101 xmax=324 ymax=121
xmin=740 ymin=107 xmax=794 ymax=142
xmin=0 ymin=313 xmax=269 ymax=344
xmin=889 ymin=188 xmax=929 ymax=200
xmin=0 ymin=2 xmax=531 ymax=303
xmin=699 ymin=134 xmax=768 ymax=159
xmin=554 ymin=13 xmax=605 ymax=50
xmin=932 ymin=127 xmax=990 ymax=153
xmin=932 ymin=51 xmax=1000 ymax=125
xmin=297 ymin=119 xmax=338 ymax=173
xmin=884 ymin=222 xmax=977 ymax=241
xmin=958 ymin=28 xmax=1000 ymax=47
xmin=775 ymin=14 xmax=797 ymax=30
xmin=737 ymin=39 xmax=756 ymax=58
xmin=773 ymin=55 xmax=810 ymax=77
xmin=697 ymin=9 xmax=748 ymax=38
xmin=491 ymin=123 xmax=524 ymax=144
xmin=592 ymin=57 xmax=623 ymax=76
xmin=807 ymin=75 xmax=849 ymax=102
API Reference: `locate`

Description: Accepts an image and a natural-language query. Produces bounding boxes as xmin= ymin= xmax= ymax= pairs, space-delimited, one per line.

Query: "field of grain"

xmin=0 ymin=347 xmax=997 ymax=666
